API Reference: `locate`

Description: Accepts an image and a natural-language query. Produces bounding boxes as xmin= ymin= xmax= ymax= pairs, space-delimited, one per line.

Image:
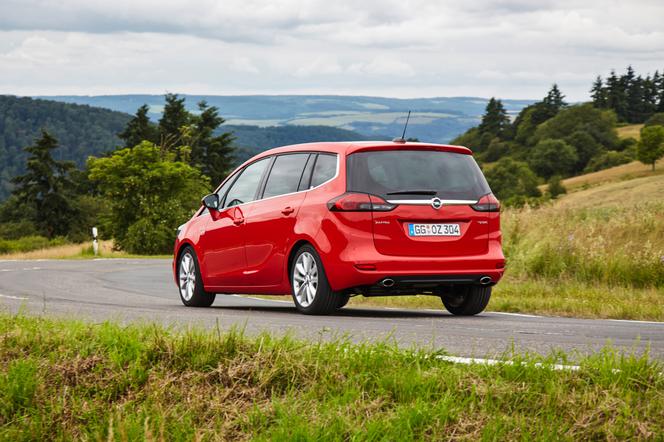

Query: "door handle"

xmin=281 ymin=206 xmax=295 ymax=215
xmin=233 ymin=217 xmax=245 ymax=225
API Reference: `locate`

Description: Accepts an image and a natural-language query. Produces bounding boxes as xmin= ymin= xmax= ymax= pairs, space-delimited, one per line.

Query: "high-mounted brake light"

xmin=328 ymin=193 xmax=396 ymax=212
xmin=471 ymin=193 xmax=500 ymax=212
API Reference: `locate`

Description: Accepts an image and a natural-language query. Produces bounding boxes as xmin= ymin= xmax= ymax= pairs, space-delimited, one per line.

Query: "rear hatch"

xmin=347 ymin=149 xmax=492 ymax=257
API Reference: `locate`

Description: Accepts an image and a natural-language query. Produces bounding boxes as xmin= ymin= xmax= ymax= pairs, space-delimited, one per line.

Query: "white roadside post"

xmin=92 ymin=227 xmax=99 ymax=256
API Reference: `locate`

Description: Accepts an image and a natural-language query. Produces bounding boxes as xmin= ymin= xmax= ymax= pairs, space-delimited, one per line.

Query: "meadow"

xmin=1 ymin=314 xmax=662 ymax=441
xmin=352 ymin=171 xmax=664 ymax=320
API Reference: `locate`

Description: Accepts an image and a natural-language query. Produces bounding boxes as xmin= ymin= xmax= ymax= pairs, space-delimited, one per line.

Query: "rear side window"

xmin=310 ymin=154 xmax=337 ymax=188
xmin=223 ymin=158 xmax=269 ymax=207
xmin=263 ymin=154 xmax=310 ymax=198
xmin=347 ymin=150 xmax=491 ymax=200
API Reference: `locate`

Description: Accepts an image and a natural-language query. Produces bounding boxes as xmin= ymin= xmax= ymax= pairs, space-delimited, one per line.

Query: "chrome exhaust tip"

xmin=381 ymin=278 xmax=395 ymax=288
xmin=479 ymin=276 xmax=492 ymax=285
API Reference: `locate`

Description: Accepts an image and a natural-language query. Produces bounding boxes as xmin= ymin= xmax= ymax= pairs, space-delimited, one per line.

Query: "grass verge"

xmin=1 ymin=314 xmax=662 ymax=440
xmin=0 ymin=240 xmax=170 ymax=260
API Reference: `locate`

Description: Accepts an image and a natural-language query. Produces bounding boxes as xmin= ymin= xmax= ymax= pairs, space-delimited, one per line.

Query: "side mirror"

xmin=202 ymin=194 xmax=220 ymax=211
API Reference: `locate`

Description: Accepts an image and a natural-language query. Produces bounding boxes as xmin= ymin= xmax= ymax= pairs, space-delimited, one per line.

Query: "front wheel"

xmin=178 ymin=247 xmax=215 ymax=307
xmin=441 ymin=286 xmax=492 ymax=316
xmin=290 ymin=245 xmax=338 ymax=315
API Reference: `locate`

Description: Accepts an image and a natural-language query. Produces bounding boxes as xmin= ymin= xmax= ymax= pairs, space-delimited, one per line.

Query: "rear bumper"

xmin=320 ymin=240 xmax=505 ymax=292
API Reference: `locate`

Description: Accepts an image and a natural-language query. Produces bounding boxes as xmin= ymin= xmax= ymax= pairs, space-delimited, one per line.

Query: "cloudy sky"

xmin=0 ymin=0 xmax=662 ymax=101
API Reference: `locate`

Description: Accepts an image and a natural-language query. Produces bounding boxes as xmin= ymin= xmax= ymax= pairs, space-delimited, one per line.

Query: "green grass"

xmin=0 ymin=314 xmax=663 ymax=440
xmin=0 ymin=236 xmax=68 ymax=255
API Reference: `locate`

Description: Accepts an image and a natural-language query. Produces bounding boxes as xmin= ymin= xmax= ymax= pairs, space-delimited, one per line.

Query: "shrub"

xmin=0 ymin=236 xmax=67 ymax=255
xmin=547 ymin=175 xmax=566 ymax=198
xmin=583 ymin=151 xmax=631 ymax=173
xmin=528 ymin=139 xmax=578 ymax=179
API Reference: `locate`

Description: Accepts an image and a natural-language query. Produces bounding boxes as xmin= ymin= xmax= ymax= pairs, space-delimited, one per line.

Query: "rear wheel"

xmin=178 ymin=247 xmax=215 ymax=307
xmin=290 ymin=245 xmax=337 ymax=315
xmin=441 ymin=286 xmax=491 ymax=316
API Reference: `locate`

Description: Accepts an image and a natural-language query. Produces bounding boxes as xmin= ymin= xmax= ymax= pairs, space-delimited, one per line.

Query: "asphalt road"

xmin=1 ymin=258 xmax=662 ymax=360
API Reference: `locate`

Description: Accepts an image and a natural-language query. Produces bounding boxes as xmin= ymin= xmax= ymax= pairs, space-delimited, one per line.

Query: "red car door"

xmin=243 ymin=153 xmax=312 ymax=286
xmin=200 ymin=158 xmax=270 ymax=288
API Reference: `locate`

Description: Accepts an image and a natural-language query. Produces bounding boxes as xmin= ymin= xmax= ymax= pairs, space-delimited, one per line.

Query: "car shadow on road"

xmin=209 ymin=304 xmax=457 ymax=319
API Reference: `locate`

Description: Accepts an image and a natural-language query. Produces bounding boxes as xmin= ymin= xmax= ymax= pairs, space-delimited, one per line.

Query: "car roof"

xmin=250 ymin=141 xmax=473 ymax=162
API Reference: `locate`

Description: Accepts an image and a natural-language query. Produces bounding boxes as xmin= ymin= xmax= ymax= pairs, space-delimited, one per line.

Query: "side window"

xmin=310 ymin=154 xmax=337 ymax=188
xmin=215 ymin=173 xmax=236 ymax=203
xmin=262 ymin=154 xmax=310 ymax=198
xmin=223 ymin=158 xmax=269 ymax=208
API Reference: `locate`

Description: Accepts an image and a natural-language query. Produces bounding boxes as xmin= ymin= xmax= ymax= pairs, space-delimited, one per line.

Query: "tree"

xmin=606 ymin=70 xmax=627 ymax=121
xmin=483 ymin=158 xmax=541 ymax=201
xmin=637 ymin=125 xmax=664 ymax=170
xmin=118 ymin=104 xmax=158 ymax=148
xmin=590 ymin=76 xmax=607 ymax=108
xmin=10 ymin=131 xmax=77 ymax=238
xmin=533 ymin=104 xmax=618 ymax=150
xmin=186 ymin=101 xmax=235 ymax=185
xmin=528 ymin=139 xmax=578 ymax=179
xmin=542 ymin=84 xmax=567 ymax=110
xmin=565 ymin=130 xmax=602 ymax=173
xmin=88 ymin=141 xmax=210 ymax=254
xmin=158 ymin=93 xmax=190 ymax=150
xmin=478 ymin=98 xmax=511 ymax=139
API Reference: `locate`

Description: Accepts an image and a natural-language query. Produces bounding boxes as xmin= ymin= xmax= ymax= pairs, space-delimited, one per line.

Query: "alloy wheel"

xmin=293 ymin=251 xmax=319 ymax=307
xmin=179 ymin=252 xmax=196 ymax=301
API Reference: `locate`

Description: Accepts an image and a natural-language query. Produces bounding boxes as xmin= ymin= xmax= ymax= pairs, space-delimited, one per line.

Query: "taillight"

xmin=471 ymin=193 xmax=500 ymax=212
xmin=327 ymin=192 xmax=396 ymax=212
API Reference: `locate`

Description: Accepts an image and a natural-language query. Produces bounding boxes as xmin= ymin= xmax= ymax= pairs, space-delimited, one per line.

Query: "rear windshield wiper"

xmin=386 ymin=190 xmax=438 ymax=196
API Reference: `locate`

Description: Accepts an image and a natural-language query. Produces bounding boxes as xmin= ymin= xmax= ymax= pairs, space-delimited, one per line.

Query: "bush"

xmin=547 ymin=175 xmax=566 ymax=198
xmin=483 ymin=158 xmax=542 ymax=201
xmin=644 ymin=112 xmax=664 ymax=127
xmin=0 ymin=221 xmax=39 ymax=240
xmin=583 ymin=151 xmax=632 ymax=173
xmin=528 ymin=139 xmax=578 ymax=179
xmin=123 ymin=218 xmax=175 ymax=255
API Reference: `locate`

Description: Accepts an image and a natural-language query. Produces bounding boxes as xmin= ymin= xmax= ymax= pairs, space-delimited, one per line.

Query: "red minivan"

xmin=173 ymin=140 xmax=505 ymax=315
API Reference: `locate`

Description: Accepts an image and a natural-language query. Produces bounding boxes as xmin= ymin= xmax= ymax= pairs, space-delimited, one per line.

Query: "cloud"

xmin=0 ymin=0 xmax=663 ymax=100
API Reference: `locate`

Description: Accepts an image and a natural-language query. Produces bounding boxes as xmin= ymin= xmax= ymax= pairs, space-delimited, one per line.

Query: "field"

xmin=352 ymin=172 xmax=664 ymax=320
xmin=0 ymin=314 xmax=662 ymax=440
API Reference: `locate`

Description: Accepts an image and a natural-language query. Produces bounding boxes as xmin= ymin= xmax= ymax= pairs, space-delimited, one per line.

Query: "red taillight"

xmin=328 ymin=192 xmax=396 ymax=212
xmin=471 ymin=193 xmax=500 ymax=212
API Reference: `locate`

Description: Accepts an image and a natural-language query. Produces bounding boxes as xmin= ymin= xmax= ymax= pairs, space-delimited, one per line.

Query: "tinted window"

xmin=223 ymin=158 xmax=269 ymax=208
xmin=263 ymin=154 xmax=310 ymax=198
xmin=215 ymin=173 xmax=236 ymax=202
xmin=310 ymin=154 xmax=337 ymax=188
xmin=347 ymin=150 xmax=491 ymax=200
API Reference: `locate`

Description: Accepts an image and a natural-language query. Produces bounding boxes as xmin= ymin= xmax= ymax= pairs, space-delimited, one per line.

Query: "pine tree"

xmin=158 ymin=94 xmax=190 ymax=149
xmin=11 ymin=131 xmax=77 ymax=238
xmin=606 ymin=70 xmax=627 ymax=121
xmin=625 ymin=74 xmax=645 ymax=123
xmin=542 ymin=84 xmax=567 ymax=110
xmin=656 ymin=71 xmax=664 ymax=113
xmin=118 ymin=104 xmax=158 ymax=148
xmin=188 ymin=101 xmax=235 ymax=185
xmin=590 ymin=76 xmax=608 ymax=108
xmin=478 ymin=98 xmax=511 ymax=139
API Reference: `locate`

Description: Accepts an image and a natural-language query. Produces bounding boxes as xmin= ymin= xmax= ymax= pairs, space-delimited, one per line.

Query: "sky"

xmin=0 ymin=0 xmax=663 ymax=101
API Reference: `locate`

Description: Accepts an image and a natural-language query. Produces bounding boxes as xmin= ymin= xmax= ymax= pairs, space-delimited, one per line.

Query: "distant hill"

xmin=0 ymin=95 xmax=371 ymax=200
xmin=227 ymin=124 xmax=371 ymax=163
xmin=0 ymin=95 xmax=130 ymax=199
xmin=36 ymin=94 xmax=535 ymax=144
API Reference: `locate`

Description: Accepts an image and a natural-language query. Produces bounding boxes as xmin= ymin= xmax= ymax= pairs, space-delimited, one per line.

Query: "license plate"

xmin=408 ymin=223 xmax=461 ymax=237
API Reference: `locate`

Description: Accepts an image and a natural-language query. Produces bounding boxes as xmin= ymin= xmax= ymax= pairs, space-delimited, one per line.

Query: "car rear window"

xmin=346 ymin=150 xmax=491 ymax=200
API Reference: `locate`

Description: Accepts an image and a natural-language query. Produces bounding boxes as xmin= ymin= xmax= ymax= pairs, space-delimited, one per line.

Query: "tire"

xmin=441 ymin=286 xmax=492 ymax=316
xmin=177 ymin=246 xmax=215 ymax=307
xmin=290 ymin=245 xmax=338 ymax=315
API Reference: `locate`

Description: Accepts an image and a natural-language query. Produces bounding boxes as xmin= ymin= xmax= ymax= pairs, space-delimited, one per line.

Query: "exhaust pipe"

xmin=479 ymin=276 xmax=492 ymax=286
xmin=380 ymin=278 xmax=395 ymax=288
